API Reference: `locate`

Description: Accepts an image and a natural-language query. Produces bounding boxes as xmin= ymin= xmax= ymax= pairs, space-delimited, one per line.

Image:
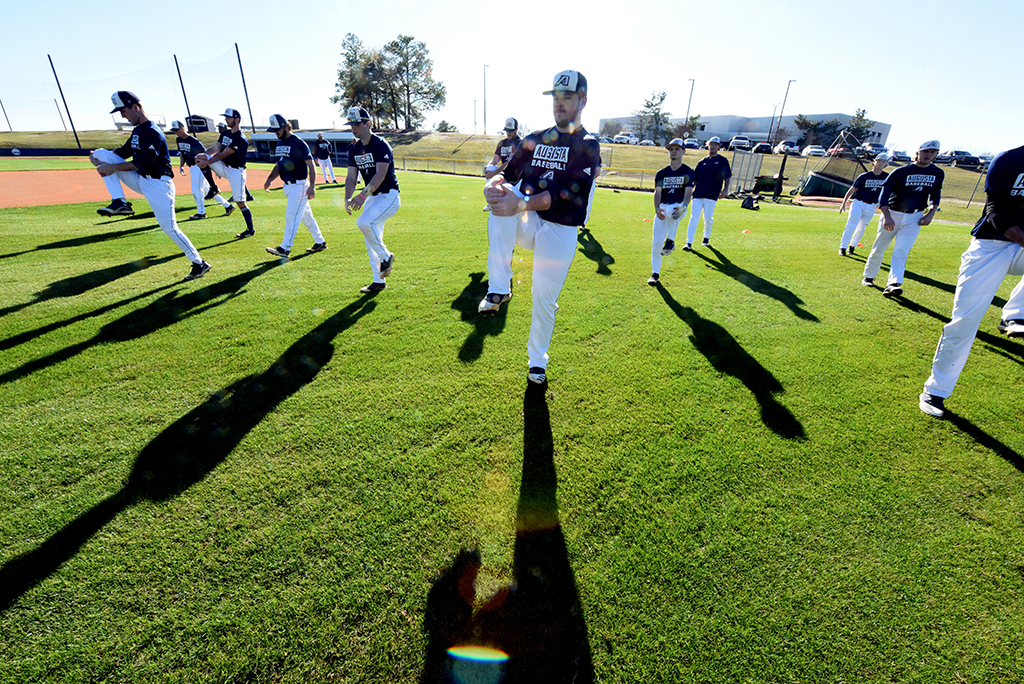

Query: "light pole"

xmin=473 ymin=100 xmax=477 ymax=135
xmin=773 ymin=80 xmax=795 ymax=146
xmin=483 ymin=64 xmax=488 ymax=135
xmin=767 ymin=103 xmax=779 ymax=146
xmin=684 ymin=78 xmax=695 ymax=137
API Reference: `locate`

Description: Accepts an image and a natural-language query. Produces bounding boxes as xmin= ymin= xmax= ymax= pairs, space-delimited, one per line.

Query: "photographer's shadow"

xmin=0 ymin=295 xmax=377 ymax=612
xmin=421 ymin=384 xmax=594 ymax=683
xmin=451 ymin=272 xmax=510 ymax=362
xmin=576 ymin=227 xmax=614 ymax=276
xmin=691 ymin=246 xmax=818 ymax=322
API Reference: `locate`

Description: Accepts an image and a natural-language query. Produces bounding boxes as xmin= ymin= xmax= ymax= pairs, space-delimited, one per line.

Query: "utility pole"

xmin=684 ymin=79 xmax=694 ymax=137
xmin=483 ymin=64 xmax=488 ymax=135
xmin=773 ymin=80 xmax=795 ymax=146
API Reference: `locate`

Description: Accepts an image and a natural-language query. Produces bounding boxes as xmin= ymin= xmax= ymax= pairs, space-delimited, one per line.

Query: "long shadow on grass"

xmin=0 ymin=224 xmax=159 ymax=262
xmin=452 ymin=272 xmax=509 ymax=362
xmin=0 ymin=258 xmax=302 ymax=386
xmin=657 ymin=284 xmax=805 ymax=439
xmin=576 ymin=227 xmax=614 ymax=276
xmin=0 ymin=295 xmax=377 ymax=613
xmin=420 ymin=383 xmax=594 ymax=683
xmin=944 ymin=414 xmax=1024 ymax=473
xmin=901 ymin=268 xmax=1008 ymax=309
xmin=690 ymin=246 xmax=818 ymax=322
xmin=888 ymin=297 xmax=1024 ymax=366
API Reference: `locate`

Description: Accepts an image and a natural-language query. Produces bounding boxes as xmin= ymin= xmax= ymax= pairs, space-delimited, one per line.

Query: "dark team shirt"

xmin=880 ymin=163 xmax=943 ymax=213
xmin=113 ymin=121 xmax=173 ymax=180
xmin=504 ymin=126 xmax=601 ymax=227
xmin=692 ymin=153 xmax=732 ymax=200
xmin=972 ymin=145 xmax=1024 ymax=242
xmin=348 ymin=133 xmax=399 ymax=195
xmin=851 ymin=170 xmax=889 ymax=204
xmin=495 ymin=135 xmax=522 ymax=165
xmin=655 ymin=163 xmax=695 ymax=205
xmin=217 ymin=129 xmax=248 ymax=168
xmin=274 ymin=134 xmax=313 ymax=183
xmin=314 ymin=139 xmax=332 ymax=160
xmin=176 ymin=135 xmax=206 ymax=166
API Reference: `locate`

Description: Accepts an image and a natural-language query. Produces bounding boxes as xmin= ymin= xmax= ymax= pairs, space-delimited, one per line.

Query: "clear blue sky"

xmin=1 ymin=0 xmax=1018 ymax=155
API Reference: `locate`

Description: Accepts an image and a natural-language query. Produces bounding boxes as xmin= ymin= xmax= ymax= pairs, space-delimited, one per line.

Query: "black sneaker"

xmin=265 ymin=246 xmax=290 ymax=258
xmin=306 ymin=242 xmax=328 ymax=253
xmin=882 ymin=283 xmax=903 ymax=297
xmin=360 ymin=281 xmax=387 ymax=293
xmin=188 ymin=213 xmax=206 ymax=220
xmin=236 ymin=227 xmax=255 ymax=239
xmin=840 ymin=248 xmax=847 ymax=256
xmin=379 ymin=254 xmax=395 ymax=277
xmin=848 ymin=246 xmax=856 ymax=256
xmin=225 ymin=205 xmax=236 ymax=217
xmin=204 ymin=188 xmax=217 ymax=200
xmin=702 ymin=237 xmax=710 ymax=247
xmin=97 ymin=198 xmax=134 ymax=217
xmin=861 ymin=277 xmax=874 ymax=287
xmin=184 ymin=261 xmax=211 ymax=281
xmin=683 ymin=243 xmax=692 ymax=251
xmin=647 ymin=272 xmax=660 ymax=286
xmin=527 ymin=366 xmax=547 ymax=385
xmin=661 ymin=238 xmax=675 ymax=256
xmin=245 ymin=189 xmax=255 ymax=202
xmin=1005 ymin=319 xmax=1024 ymax=338
xmin=918 ymin=392 xmax=945 ymax=418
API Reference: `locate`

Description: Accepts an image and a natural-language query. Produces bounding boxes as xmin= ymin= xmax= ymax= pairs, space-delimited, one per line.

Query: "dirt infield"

xmin=0 ymin=167 xmax=273 ymax=209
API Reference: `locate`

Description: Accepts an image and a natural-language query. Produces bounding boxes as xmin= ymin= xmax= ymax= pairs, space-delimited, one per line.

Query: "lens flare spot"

xmin=447 ymin=646 xmax=510 ymax=662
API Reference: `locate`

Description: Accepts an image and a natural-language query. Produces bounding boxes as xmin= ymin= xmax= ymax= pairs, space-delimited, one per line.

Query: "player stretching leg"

xmin=198 ymin=108 xmax=255 ymax=239
xmin=838 ymin=154 xmax=889 ymax=255
xmin=168 ymin=120 xmax=232 ymax=220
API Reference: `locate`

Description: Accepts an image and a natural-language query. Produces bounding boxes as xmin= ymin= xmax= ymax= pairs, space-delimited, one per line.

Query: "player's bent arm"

xmin=306 ymin=160 xmax=317 ymax=198
xmin=344 ymin=166 xmax=360 ymax=214
xmin=920 ymin=205 xmax=938 ymax=226
xmin=840 ymin=185 xmax=856 ymax=211
xmin=362 ymin=161 xmax=390 ymax=196
xmin=653 ymin=187 xmax=663 ymax=214
xmin=264 ymin=165 xmax=281 ymax=189
xmin=96 ymin=160 xmax=141 ymax=177
xmin=484 ymin=153 xmax=503 ymax=179
xmin=684 ymin=186 xmax=693 ymax=206
xmin=879 ymin=205 xmax=895 ymax=230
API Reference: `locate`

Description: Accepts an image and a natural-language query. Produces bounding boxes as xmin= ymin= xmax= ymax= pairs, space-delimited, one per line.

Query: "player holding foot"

xmin=648 ymin=138 xmax=694 ymax=285
xmin=169 ymin=120 xmax=232 ymax=220
xmin=91 ymin=91 xmax=210 ymax=280
xmin=838 ymin=153 xmax=889 ymax=255
xmin=262 ymin=115 xmax=327 ymax=258
xmin=480 ymin=70 xmax=601 ymax=385
xmin=197 ymin=108 xmax=256 ymax=239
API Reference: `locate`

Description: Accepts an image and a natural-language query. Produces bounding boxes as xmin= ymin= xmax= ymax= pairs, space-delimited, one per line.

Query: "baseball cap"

xmin=222 ymin=108 xmax=241 ymax=119
xmin=169 ymin=120 xmax=185 ymax=132
xmin=919 ymin=140 xmax=940 ymax=151
xmin=707 ymin=136 xmax=722 ymax=145
xmin=665 ymin=138 xmax=685 ymax=150
xmin=345 ymin=107 xmax=371 ymax=124
xmin=543 ymin=70 xmax=587 ymax=95
xmin=503 ymin=117 xmax=518 ymax=132
xmin=109 ymin=91 xmax=140 ymax=113
xmin=874 ymin=152 xmax=891 ymax=162
xmin=266 ymin=114 xmax=288 ymax=132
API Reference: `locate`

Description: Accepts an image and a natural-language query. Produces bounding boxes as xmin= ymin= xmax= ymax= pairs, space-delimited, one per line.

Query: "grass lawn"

xmin=1 ymin=173 xmax=1023 ymax=683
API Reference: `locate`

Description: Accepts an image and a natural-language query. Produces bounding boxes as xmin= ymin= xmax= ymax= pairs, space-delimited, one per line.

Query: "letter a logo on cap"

xmin=556 ymin=74 xmax=570 ymax=87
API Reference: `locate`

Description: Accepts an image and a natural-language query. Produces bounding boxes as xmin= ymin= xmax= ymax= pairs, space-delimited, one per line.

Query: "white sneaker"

xmin=478 ymin=292 xmax=512 ymax=313
xmin=1004 ymin=319 xmax=1024 ymax=338
xmin=918 ymin=392 xmax=946 ymax=418
xmin=528 ymin=367 xmax=547 ymax=385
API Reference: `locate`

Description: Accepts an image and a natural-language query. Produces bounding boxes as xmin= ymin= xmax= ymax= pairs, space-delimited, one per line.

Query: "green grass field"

xmin=1 ymin=173 xmax=1023 ymax=683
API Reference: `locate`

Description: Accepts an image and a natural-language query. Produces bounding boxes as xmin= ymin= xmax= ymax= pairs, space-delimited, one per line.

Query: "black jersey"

xmin=348 ymin=133 xmax=399 ymax=195
xmin=851 ymin=170 xmax=889 ymax=204
xmin=692 ymin=153 xmax=732 ymax=200
xmin=314 ymin=139 xmax=332 ymax=160
xmin=972 ymin=145 xmax=1024 ymax=242
xmin=218 ymin=129 xmax=248 ymax=168
xmin=655 ymin=163 xmax=695 ymax=205
xmin=176 ymin=135 xmax=206 ymax=166
xmin=880 ymin=163 xmax=943 ymax=213
xmin=113 ymin=121 xmax=173 ymax=180
xmin=495 ymin=135 xmax=522 ymax=165
xmin=504 ymin=126 xmax=601 ymax=227
xmin=274 ymin=134 xmax=313 ymax=183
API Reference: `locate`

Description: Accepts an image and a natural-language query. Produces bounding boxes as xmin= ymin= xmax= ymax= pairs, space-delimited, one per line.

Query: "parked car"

xmin=599 ymin=136 xmax=614 ymax=144
xmin=684 ymin=138 xmax=700 ymax=149
xmin=613 ymin=134 xmax=638 ymax=145
xmin=801 ymin=145 xmax=826 ymax=157
xmin=863 ymin=142 xmax=888 ymax=159
xmin=889 ymin=150 xmax=911 ymax=163
xmin=639 ymin=139 xmax=655 ymax=146
xmin=945 ymin=150 xmax=981 ymax=168
xmin=828 ymin=145 xmax=856 ymax=157
xmin=751 ymin=142 xmax=773 ymax=154
xmin=774 ymin=140 xmax=800 ymax=155
xmin=978 ymin=154 xmax=993 ymax=169
xmin=728 ymin=135 xmax=751 ymax=151
xmin=934 ymin=151 xmax=952 ymax=165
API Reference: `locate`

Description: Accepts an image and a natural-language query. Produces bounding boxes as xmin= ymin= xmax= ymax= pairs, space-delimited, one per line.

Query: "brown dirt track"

xmin=0 ymin=167 xmax=273 ymax=209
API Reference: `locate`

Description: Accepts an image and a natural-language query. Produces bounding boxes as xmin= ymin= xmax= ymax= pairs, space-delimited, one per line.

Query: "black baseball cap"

xmin=266 ymin=114 xmax=288 ymax=132
xmin=110 ymin=91 xmax=140 ymax=113
xmin=345 ymin=107 xmax=371 ymax=124
xmin=222 ymin=108 xmax=241 ymax=119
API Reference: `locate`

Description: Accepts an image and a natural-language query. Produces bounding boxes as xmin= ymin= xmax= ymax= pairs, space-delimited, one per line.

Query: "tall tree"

xmin=600 ymin=120 xmax=623 ymax=137
xmin=673 ymin=114 xmax=704 ymax=140
xmin=846 ymin=108 xmax=876 ymax=141
xmin=632 ymin=92 xmax=671 ymax=144
xmin=330 ymin=34 xmax=391 ymax=128
xmin=383 ymin=35 xmax=447 ymax=130
xmin=793 ymin=114 xmax=822 ymax=146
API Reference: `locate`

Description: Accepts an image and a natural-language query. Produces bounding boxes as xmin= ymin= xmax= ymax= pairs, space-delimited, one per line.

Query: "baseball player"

xmin=262 ymin=114 xmax=327 ymax=257
xmin=313 ymin=133 xmax=337 ymax=184
xmin=197 ymin=108 xmax=256 ymax=238
xmin=838 ymin=153 xmax=889 ymax=255
xmin=484 ymin=117 xmax=522 ymax=180
xmin=344 ymin=107 xmax=400 ymax=293
xmin=919 ymin=144 xmax=1024 ymax=417
xmin=91 ymin=91 xmax=210 ymax=280
xmin=480 ymin=69 xmax=601 ymax=385
xmin=684 ymin=136 xmax=732 ymax=249
xmin=649 ymin=138 xmax=694 ymax=285
xmin=862 ymin=140 xmax=945 ymax=297
xmin=169 ymin=120 xmax=233 ymax=220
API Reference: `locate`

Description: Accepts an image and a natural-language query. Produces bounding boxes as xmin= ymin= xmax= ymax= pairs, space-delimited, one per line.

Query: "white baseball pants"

xmin=208 ymin=160 xmax=247 ymax=202
xmin=652 ymin=202 xmax=687 ymax=273
xmin=279 ymin=180 xmax=324 ymax=250
xmin=840 ymin=199 xmax=878 ymax=250
xmin=189 ymin=165 xmax=229 ymax=214
xmin=686 ymin=198 xmax=717 ymax=245
xmin=317 ymin=158 xmax=336 ymax=183
xmin=924 ymin=239 xmax=1024 ymax=398
xmin=863 ymin=210 xmax=924 ymax=286
xmin=93 ymin=149 xmax=202 ymax=264
xmin=356 ymin=190 xmax=400 ymax=283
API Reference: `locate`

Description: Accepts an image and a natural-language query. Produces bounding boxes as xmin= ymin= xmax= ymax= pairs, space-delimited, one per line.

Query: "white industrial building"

xmin=599 ymin=113 xmax=891 ymax=146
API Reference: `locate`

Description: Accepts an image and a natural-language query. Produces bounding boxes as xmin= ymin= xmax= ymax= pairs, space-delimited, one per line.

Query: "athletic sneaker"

xmin=683 ymin=243 xmax=692 ymax=251
xmin=188 ymin=213 xmax=206 ymax=220
xmin=306 ymin=242 xmax=328 ymax=253
xmin=245 ymin=190 xmax=255 ymax=202
xmin=360 ymin=282 xmax=387 ymax=293
xmin=862 ymin=277 xmax=874 ymax=287
xmin=204 ymin=188 xmax=217 ymax=201
xmin=224 ymin=205 xmax=236 ymax=217
xmin=478 ymin=292 xmax=512 ymax=313
xmin=1005 ymin=319 xmax=1024 ymax=338
xmin=235 ymin=228 xmax=255 ymax=239
xmin=848 ymin=246 xmax=856 ymax=256
xmin=379 ymin=254 xmax=395 ymax=277
xmin=998 ymin=319 xmax=1008 ymax=334
xmin=702 ymin=238 xmax=710 ymax=247
xmin=839 ymin=248 xmax=847 ymax=256
xmin=527 ymin=366 xmax=547 ymax=385
xmin=184 ymin=261 xmax=211 ymax=281
xmin=97 ymin=198 xmax=134 ymax=217
xmin=918 ymin=392 xmax=946 ymax=418
xmin=661 ymin=239 xmax=675 ymax=256
xmin=647 ymin=273 xmax=660 ymax=286
xmin=882 ymin=283 xmax=903 ymax=297
xmin=265 ymin=246 xmax=290 ymax=258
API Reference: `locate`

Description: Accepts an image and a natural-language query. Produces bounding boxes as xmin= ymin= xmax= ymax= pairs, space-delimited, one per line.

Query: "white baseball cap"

xmin=919 ymin=140 xmax=940 ymax=151
xmin=543 ymin=70 xmax=587 ymax=95
xmin=169 ymin=120 xmax=185 ymax=131
xmin=874 ymin=152 xmax=891 ymax=162
xmin=707 ymin=136 xmax=722 ymax=145
xmin=665 ymin=138 xmax=685 ymax=149
xmin=503 ymin=117 xmax=518 ymax=132
xmin=222 ymin=108 xmax=241 ymax=119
